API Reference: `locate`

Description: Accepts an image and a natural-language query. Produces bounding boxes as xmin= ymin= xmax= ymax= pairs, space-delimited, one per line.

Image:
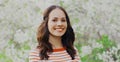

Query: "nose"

xmin=57 ymin=20 xmax=62 ymax=25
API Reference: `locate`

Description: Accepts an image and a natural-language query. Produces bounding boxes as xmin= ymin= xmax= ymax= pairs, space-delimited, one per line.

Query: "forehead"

xmin=49 ymin=8 xmax=66 ymax=18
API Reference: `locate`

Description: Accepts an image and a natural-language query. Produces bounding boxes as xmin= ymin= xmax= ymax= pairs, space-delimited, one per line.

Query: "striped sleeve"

xmin=29 ymin=49 xmax=40 ymax=62
xmin=74 ymin=47 xmax=81 ymax=61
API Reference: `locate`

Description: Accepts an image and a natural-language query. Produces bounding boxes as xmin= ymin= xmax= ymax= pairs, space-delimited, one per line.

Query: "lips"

xmin=54 ymin=28 xmax=64 ymax=32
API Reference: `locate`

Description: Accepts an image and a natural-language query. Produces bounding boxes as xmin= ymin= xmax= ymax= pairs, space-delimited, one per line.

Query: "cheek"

xmin=65 ymin=23 xmax=67 ymax=29
xmin=48 ymin=21 xmax=53 ymax=31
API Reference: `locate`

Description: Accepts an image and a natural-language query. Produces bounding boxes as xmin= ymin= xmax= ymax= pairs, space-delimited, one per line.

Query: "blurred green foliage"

xmin=0 ymin=52 xmax=13 ymax=62
xmin=75 ymin=35 xmax=116 ymax=62
xmin=96 ymin=35 xmax=116 ymax=49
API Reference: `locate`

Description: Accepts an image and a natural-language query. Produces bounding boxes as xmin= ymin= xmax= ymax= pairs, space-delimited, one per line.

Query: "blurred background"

xmin=0 ymin=0 xmax=120 ymax=62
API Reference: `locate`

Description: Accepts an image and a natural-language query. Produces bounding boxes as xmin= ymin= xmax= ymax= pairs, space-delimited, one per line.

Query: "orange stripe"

xmin=53 ymin=47 xmax=66 ymax=52
xmin=49 ymin=55 xmax=71 ymax=60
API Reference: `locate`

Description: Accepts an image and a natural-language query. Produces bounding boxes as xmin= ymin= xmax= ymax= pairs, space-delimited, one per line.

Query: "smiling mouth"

xmin=54 ymin=28 xmax=64 ymax=32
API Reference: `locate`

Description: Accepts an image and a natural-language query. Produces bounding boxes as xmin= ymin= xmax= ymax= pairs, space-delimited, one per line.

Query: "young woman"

xmin=29 ymin=5 xmax=80 ymax=62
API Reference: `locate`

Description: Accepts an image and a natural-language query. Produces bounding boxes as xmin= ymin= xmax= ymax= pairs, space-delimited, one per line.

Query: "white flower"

xmin=81 ymin=46 xmax=92 ymax=57
xmin=14 ymin=29 xmax=29 ymax=43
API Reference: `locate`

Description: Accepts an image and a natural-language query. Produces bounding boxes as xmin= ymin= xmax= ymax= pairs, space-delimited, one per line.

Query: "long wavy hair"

xmin=37 ymin=5 xmax=76 ymax=60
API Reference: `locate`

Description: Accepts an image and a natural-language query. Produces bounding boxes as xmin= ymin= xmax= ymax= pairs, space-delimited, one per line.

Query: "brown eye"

xmin=61 ymin=19 xmax=66 ymax=22
xmin=52 ymin=19 xmax=57 ymax=22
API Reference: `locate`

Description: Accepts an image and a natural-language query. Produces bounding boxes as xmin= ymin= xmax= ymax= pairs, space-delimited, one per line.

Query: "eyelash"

xmin=52 ymin=19 xmax=66 ymax=22
xmin=52 ymin=19 xmax=57 ymax=22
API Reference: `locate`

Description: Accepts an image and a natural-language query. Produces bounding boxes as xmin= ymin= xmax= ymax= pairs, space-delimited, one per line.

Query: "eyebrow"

xmin=53 ymin=17 xmax=66 ymax=19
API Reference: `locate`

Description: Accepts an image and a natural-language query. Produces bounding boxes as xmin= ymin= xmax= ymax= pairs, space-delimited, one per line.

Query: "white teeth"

xmin=55 ymin=28 xmax=63 ymax=32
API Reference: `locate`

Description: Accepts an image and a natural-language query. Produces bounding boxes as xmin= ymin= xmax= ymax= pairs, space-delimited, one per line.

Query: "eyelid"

xmin=52 ymin=18 xmax=66 ymax=22
xmin=52 ymin=19 xmax=57 ymax=22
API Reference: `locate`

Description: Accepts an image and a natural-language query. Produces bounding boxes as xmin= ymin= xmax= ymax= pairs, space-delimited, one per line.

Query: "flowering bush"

xmin=76 ymin=35 xmax=120 ymax=62
xmin=0 ymin=0 xmax=120 ymax=62
xmin=98 ymin=46 xmax=120 ymax=62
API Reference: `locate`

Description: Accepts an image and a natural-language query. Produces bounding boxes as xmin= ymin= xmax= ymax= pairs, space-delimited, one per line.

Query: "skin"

xmin=48 ymin=8 xmax=67 ymax=49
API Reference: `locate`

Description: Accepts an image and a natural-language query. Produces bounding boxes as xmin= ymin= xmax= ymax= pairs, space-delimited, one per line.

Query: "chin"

xmin=55 ymin=34 xmax=64 ymax=37
xmin=53 ymin=33 xmax=65 ymax=37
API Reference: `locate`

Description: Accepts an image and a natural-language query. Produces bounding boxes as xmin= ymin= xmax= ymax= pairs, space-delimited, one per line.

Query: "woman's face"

xmin=48 ymin=8 xmax=67 ymax=37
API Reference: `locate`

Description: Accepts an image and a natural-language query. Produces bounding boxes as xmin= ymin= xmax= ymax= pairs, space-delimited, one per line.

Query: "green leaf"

xmin=8 ymin=39 xmax=14 ymax=45
xmin=23 ymin=44 xmax=31 ymax=50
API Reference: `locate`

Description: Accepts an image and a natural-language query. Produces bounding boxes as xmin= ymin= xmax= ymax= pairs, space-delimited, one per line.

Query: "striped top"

xmin=29 ymin=47 xmax=80 ymax=62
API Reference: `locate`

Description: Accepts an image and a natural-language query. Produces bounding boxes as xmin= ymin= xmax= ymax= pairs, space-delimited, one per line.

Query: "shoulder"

xmin=29 ymin=48 xmax=40 ymax=62
xmin=74 ymin=46 xmax=79 ymax=53
xmin=29 ymin=48 xmax=40 ymax=56
xmin=74 ymin=46 xmax=81 ymax=61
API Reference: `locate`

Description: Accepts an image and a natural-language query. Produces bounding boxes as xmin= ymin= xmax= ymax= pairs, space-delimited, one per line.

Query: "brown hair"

xmin=37 ymin=5 xmax=76 ymax=60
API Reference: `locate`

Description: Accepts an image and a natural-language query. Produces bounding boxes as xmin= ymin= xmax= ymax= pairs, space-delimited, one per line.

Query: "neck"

xmin=49 ymin=35 xmax=63 ymax=49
